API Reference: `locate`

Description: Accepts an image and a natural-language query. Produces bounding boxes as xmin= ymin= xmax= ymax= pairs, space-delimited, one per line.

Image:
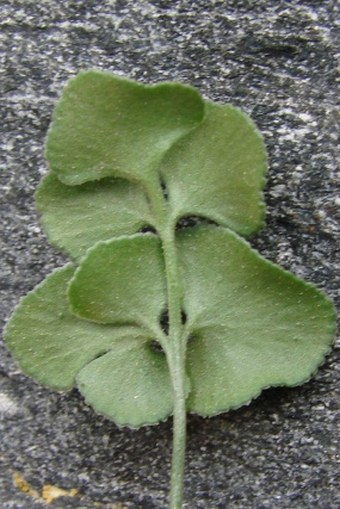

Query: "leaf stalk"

xmin=147 ymin=179 xmax=187 ymax=508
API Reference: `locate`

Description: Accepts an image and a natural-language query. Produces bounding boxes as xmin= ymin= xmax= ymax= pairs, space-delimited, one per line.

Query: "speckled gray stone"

xmin=0 ymin=1 xmax=339 ymax=508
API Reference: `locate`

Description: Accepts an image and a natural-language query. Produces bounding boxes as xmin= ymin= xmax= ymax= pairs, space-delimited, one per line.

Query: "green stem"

xmin=146 ymin=179 xmax=187 ymax=508
xmin=168 ymin=350 xmax=187 ymax=509
xmin=162 ymin=228 xmax=187 ymax=509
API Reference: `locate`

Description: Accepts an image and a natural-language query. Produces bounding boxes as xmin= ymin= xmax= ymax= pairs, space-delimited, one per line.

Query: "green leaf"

xmin=160 ymin=102 xmax=267 ymax=235
xmin=4 ymin=265 xmax=173 ymax=426
xmin=177 ymin=226 xmax=336 ymax=416
xmin=35 ymin=173 xmax=154 ymax=259
xmin=68 ymin=234 xmax=166 ymax=332
xmin=68 ymin=224 xmax=335 ymax=418
xmin=77 ymin=346 xmax=173 ymax=427
xmin=3 ymin=265 xmax=138 ymax=390
xmin=46 ymin=70 xmax=204 ymax=186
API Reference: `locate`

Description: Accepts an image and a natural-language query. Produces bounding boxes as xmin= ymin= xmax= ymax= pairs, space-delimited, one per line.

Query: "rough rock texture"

xmin=0 ymin=1 xmax=339 ymax=508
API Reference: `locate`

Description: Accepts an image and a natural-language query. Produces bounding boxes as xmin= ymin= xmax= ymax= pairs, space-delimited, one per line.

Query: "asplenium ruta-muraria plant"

xmin=4 ymin=70 xmax=336 ymax=509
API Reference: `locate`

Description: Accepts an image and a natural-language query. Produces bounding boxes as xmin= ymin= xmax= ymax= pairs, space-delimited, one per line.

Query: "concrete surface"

xmin=0 ymin=1 xmax=339 ymax=508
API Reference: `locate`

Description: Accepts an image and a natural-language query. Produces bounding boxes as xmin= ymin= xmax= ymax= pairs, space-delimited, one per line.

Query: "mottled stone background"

xmin=0 ymin=1 xmax=339 ymax=508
